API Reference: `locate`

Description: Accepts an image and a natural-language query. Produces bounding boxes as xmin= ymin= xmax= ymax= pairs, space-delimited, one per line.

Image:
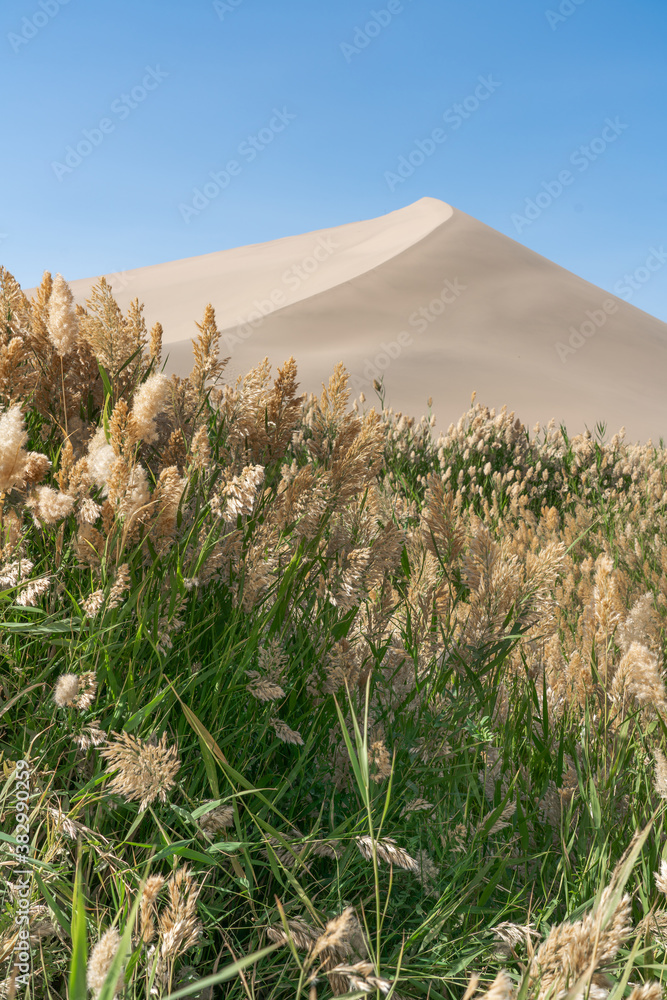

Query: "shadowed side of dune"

xmin=166 ymin=207 xmax=666 ymax=443
xmin=25 ymin=196 xmax=667 ymax=442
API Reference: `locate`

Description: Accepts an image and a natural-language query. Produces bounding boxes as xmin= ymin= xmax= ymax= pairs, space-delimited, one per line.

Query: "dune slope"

xmin=61 ymin=197 xmax=667 ymax=442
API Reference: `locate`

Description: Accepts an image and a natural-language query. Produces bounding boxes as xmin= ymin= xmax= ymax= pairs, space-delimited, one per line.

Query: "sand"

xmin=56 ymin=197 xmax=667 ymax=443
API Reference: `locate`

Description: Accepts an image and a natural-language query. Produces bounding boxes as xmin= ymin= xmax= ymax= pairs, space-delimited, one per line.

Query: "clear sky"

xmin=2 ymin=0 xmax=666 ymax=320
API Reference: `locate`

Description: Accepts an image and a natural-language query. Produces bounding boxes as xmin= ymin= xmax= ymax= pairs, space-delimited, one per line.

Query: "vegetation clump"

xmin=2 ymin=268 xmax=667 ymax=999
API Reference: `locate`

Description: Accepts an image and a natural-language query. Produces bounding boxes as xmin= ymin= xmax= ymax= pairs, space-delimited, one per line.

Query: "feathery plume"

xmin=0 ymin=559 xmax=34 ymax=589
xmin=150 ymin=465 xmax=186 ymax=541
xmin=101 ymin=731 xmax=180 ymax=811
xmin=75 ymin=672 xmax=98 ymax=710
xmin=53 ymin=671 xmax=97 ymax=710
xmin=653 ymin=750 xmax=667 ymax=800
xmin=14 ymin=574 xmax=51 ymax=607
xmin=493 ymin=921 xmax=540 ymax=958
xmin=415 ymin=848 xmax=440 ymax=897
xmin=246 ymin=671 xmax=285 ymax=702
xmin=149 ymin=321 xmax=163 ymax=363
xmin=593 ymin=555 xmax=624 ymax=638
xmin=528 ymin=884 xmax=632 ymax=999
xmin=610 ymin=642 xmax=667 ymax=717
xmin=108 ymin=563 xmax=131 ymax=608
xmin=157 ymin=867 xmax=202 ymax=960
xmin=355 ymin=835 xmax=419 ymax=872
xmin=29 ymin=485 xmax=76 ymax=525
xmin=75 ymin=721 xmax=106 ymax=750
xmin=130 ymin=373 xmax=170 ymax=445
xmin=87 ymin=927 xmax=124 ymax=1000
xmin=400 ymin=797 xmax=435 ymax=818
xmin=267 ymin=916 xmax=321 ymax=951
xmin=271 ymin=718 xmax=304 ymax=745
xmin=197 ymin=802 xmax=235 ymax=837
xmin=310 ymin=906 xmax=362 ymax=962
xmin=479 ymin=971 xmax=515 ymax=1000
xmin=619 ymin=593 xmax=661 ymax=652
xmin=47 ymin=804 xmax=80 ymax=840
xmin=655 ymin=860 xmax=667 ymax=895
xmin=266 ymin=831 xmax=307 ymax=868
xmin=328 ymin=961 xmax=391 ymax=994
xmin=421 ymin=473 xmax=465 ymax=562
xmin=189 ymin=425 xmax=211 ymax=470
xmin=221 ymin=464 xmax=265 ymax=523
xmin=82 ymin=590 xmax=105 ymax=617
xmin=47 ymin=273 xmax=79 ymax=355
xmin=140 ymin=874 xmax=166 ymax=944
xmin=0 ymin=406 xmax=43 ymax=493
xmin=87 ymin=426 xmax=116 ymax=491
xmin=77 ymin=497 xmax=102 ymax=525
xmin=23 ymin=451 xmax=52 ymax=486
xmin=486 ymin=801 xmax=517 ymax=836
xmin=190 ymin=303 xmax=227 ymax=395
xmin=369 ymin=740 xmax=392 ymax=783
xmin=627 ymin=985 xmax=662 ymax=1000
xmin=53 ymin=673 xmax=79 ymax=708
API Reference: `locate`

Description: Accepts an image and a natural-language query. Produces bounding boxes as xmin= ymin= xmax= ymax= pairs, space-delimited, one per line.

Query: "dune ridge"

xmin=35 ymin=197 xmax=667 ymax=442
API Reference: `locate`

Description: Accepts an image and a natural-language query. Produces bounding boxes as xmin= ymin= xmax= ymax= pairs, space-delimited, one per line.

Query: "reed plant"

xmin=1 ymin=269 xmax=667 ymax=999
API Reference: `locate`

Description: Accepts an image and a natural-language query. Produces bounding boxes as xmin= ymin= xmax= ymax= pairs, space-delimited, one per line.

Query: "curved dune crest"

xmin=65 ymin=197 xmax=453 ymax=337
xmin=52 ymin=197 xmax=667 ymax=442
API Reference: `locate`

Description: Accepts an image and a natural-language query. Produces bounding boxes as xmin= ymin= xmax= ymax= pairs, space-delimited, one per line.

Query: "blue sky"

xmin=2 ymin=0 xmax=666 ymax=320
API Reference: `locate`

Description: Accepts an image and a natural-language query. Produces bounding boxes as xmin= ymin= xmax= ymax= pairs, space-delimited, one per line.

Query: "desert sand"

xmin=59 ymin=197 xmax=667 ymax=443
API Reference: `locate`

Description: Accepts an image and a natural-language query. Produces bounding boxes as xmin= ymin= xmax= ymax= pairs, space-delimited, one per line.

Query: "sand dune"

xmin=59 ymin=197 xmax=667 ymax=442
